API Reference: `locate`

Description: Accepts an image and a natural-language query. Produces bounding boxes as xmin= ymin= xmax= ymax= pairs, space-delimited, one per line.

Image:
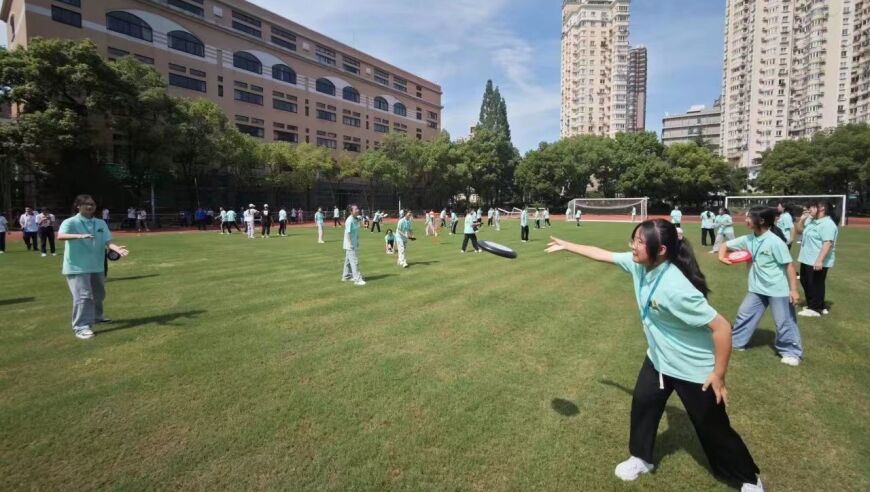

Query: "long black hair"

xmin=747 ymin=206 xmax=776 ymax=231
xmin=806 ymin=199 xmax=839 ymax=224
xmin=631 ymin=219 xmax=710 ymax=298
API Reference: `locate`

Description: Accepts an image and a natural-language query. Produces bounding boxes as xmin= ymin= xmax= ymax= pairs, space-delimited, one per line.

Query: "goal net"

xmin=724 ymin=195 xmax=847 ymax=226
xmin=566 ymin=198 xmax=648 ymax=222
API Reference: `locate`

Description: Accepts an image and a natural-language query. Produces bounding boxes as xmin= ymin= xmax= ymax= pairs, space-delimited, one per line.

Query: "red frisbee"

xmin=726 ymin=250 xmax=752 ymax=264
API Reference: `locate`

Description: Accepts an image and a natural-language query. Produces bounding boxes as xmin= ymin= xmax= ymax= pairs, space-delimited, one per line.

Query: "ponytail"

xmin=632 ymin=219 xmax=710 ymax=298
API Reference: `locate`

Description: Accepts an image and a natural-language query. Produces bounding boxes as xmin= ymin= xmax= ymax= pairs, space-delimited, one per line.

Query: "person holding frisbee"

xmin=396 ymin=210 xmax=414 ymax=268
xmin=520 ymin=206 xmax=530 ymax=242
xmin=57 ymin=195 xmax=130 ymax=340
xmin=461 ymin=208 xmax=482 ymax=254
xmin=341 ymin=204 xmax=365 ymax=285
xmin=315 ymin=207 xmax=325 ymax=243
xmin=385 ymin=228 xmax=395 ymax=254
xmin=670 ymin=206 xmax=682 ymax=227
xmin=720 ymin=206 xmax=802 ymax=366
xmin=546 ymin=220 xmax=763 ymax=491
xmin=794 ymin=200 xmax=838 ymax=317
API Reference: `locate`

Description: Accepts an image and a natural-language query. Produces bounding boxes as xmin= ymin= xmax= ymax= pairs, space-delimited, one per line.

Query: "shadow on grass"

xmin=0 ymin=297 xmax=36 ymax=306
xmin=364 ymin=274 xmax=397 ymax=282
xmin=551 ymin=398 xmax=580 ymax=417
xmin=95 ymin=309 xmax=207 ymax=335
xmin=107 ymin=274 xmax=160 ymax=283
xmin=598 ymin=379 xmax=733 ymax=487
xmin=411 ymin=260 xmax=440 ymax=266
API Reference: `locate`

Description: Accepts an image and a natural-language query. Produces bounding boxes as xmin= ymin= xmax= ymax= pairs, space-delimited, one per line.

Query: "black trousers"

xmin=440 ymin=218 xmax=446 ymax=227
xmin=701 ymin=228 xmax=715 ymax=246
xmin=0 ymin=231 xmax=5 ymax=251
xmin=334 ymin=217 xmax=340 ymax=227
xmin=535 ymin=219 xmax=541 ymax=229
xmin=279 ymin=220 xmax=287 ymax=235
xmin=371 ymin=221 xmax=381 ymax=232
xmin=451 ymin=222 xmax=458 ymax=234
xmin=461 ymin=233 xmax=480 ymax=252
xmin=262 ymin=222 xmax=271 ymax=236
xmin=799 ymin=263 xmax=829 ymax=312
xmin=545 ymin=218 xmax=551 ymax=226
xmin=488 ymin=216 xmax=493 ymax=226
xmin=39 ymin=226 xmax=55 ymax=254
xmin=630 ymin=358 xmax=759 ymax=484
xmin=521 ymin=225 xmax=529 ymax=241
xmin=23 ymin=231 xmax=38 ymax=250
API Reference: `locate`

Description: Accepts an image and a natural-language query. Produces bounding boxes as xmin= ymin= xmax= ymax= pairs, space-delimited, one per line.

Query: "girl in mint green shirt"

xmin=384 ymin=229 xmax=395 ymax=254
xmin=546 ymin=219 xmax=761 ymax=489
xmin=794 ymin=201 xmax=839 ymax=316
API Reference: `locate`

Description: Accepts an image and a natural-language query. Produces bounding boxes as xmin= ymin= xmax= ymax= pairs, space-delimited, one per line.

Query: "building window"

xmin=374 ymin=123 xmax=389 ymax=133
xmin=316 ymin=137 xmax=337 ymax=149
xmin=169 ymin=63 xmax=187 ymax=73
xmin=167 ymin=0 xmax=203 ymax=16
xmin=232 ymin=10 xmax=261 ymax=27
xmin=315 ymin=45 xmax=336 ymax=66
xmin=190 ymin=68 xmax=206 ymax=77
xmin=316 ymin=110 xmax=337 ymax=122
xmin=106 ymin=12 xmax=153 ymax=42
xmin=374 ymin=68 xmax=389 ymax=85
xmin=273 ymin=99 xmax=298 ymax=113
xmin=169 ymin=73 xmax=206 ymax=93
xmin=272 ymin=26 xmax=296 ymax=44
xmin=135 ymin=54 xmax=154 ymax=65
xmin=316 ymin=78 xmax=336 ymax=96
xmin=232 ymin=22 xmax=261 ymax=38
xmin=342 ymin=116 xmax=361 ymax=127
xmin=168 ymin=31 xmax=205 ymax=57
xmin=233 ymin=52 xmax=262 ymax=74
xmin=343 ymin=142 xmax=361 ymax=152
xmin=374 ymin=97 xmax=389 ymax=111
xmin=274 ymin=130 xmax=298 ymax=142
xmin=271 ymin=36 xmax=296 ymax=51
xmin=393 ymin=103 xmax=407 ymax=117
xmin=236 ymin=124 xmax=264 ymax=138
xmin=108 ymin=47 xmax=130 ymax=59
xmin=272 ymin=64 xmax=296 ymax=84
xmin=393 ymin=76 xmax=407 ymax=92
xmin=234 ymin=89 xmax=263 ymax=105
xmin=52 ymin=6 xmax=81 ymax=27
xmin=342 ymin=86 xmax=360 ymax=103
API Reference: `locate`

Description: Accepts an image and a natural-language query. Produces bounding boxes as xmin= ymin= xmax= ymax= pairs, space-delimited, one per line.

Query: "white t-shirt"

xmin=0 ymin=216 xmax=8 ymax=233
xmin=102 ymin=209 xmax=110 ymax=220
xmin=138 ymin=210 xmax=147 ymax=220
xmin=36 ymin=213 xmax=56 ymax=227
xmin=127 ymin=208 xmax=136 ymax=219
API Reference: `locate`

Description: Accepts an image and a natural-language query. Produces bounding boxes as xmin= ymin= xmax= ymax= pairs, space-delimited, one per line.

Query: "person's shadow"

xmin=95 ymin=310 xmax=206 ymax=335
xmin=597 ymin=379 xmax=732 ymax=487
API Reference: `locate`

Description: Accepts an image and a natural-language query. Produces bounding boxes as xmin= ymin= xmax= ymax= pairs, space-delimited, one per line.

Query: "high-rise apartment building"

xmin=850 ymin=1 xmax=870 ymax=121
xmin=560 ymin=0 xmax=631 ymax=138
xmin=0 ymin=0 xmax=443 ymax=155
xmin=626 ymin=45 xmax=647 ymax=132
xmin=721 ymin=0 xmax=863 ymax=176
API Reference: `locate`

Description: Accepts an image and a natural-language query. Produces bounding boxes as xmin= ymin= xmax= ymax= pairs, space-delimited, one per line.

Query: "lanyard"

xmin=750 ymin=234 xmax=766 ymax=262
xmin=638 ymin=263 xmax=670 ymax=321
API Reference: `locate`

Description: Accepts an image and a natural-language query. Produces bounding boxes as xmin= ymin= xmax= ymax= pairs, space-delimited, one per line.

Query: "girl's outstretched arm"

xmin=545 ymin=236 xmax=615 ymax=263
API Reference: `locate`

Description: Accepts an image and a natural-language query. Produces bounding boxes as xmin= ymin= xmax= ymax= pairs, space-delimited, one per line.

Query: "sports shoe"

xmin=460 ymin=250 xmax=465 ymax=253
xmin=354 ymin=279 xmax=366 ymax=286
xmin=797 ymin=308 xmax=821 ymax=317
xmin=341 ymin=277 xmax=350 ymax=282
xmin=822 ymin=308 xmax=830 ymax=315
xmin=734 ymin=346 xmax=746 ymax=352
xmin=402 ymin=263 xmax=408 ymax=268
xmin=741 ymin=478 xmax=764 ymax=492
xmin=74 ymin=328 xmax=94 ymax=340
xmin=51 ymin=253 xmax=57 ymax=256
xmin=614 ymin=456 xmax=653 ymax=481
xmin=781 ymin=356 xmax=800 ymax=367
xmin=41 ymin=253 xmax=47 ymax=257
xmin=475 ymin=249 xmax=481 ymax=253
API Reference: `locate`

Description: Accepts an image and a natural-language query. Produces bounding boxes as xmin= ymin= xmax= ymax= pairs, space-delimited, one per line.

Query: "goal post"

xmin=724 ymin=195 xmax=847 ymax=226
xmin=566 ymin=197 xmax=649 ymax=222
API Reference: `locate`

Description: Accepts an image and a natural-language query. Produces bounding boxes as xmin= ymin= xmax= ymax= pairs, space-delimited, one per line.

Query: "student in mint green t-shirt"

xmin=57 ymin=195 xmax=130 ymax=340
xmin=794 ymin=200 xmax=839 ymax=317
xmin=711 ymin=207 xmax=735 ymax=253
xmin=720 ymin=207 xmax=802 ymax=366
xmin=546 ymin=219 xmax=761 ymax=488
xmin=384 ymin=229 xmax=395 ymax=254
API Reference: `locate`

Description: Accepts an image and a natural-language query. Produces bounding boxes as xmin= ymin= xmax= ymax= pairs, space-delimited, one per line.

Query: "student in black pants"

xmin=38 ymin=208 xmax=57 ymax=256
xmin=261 ymin=205 xmax=272 ymax=238
xmin=460 ymin=209 xmax=481 ymax=253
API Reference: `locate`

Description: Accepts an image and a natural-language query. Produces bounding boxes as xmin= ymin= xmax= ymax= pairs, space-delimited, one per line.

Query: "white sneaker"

xmin=741 ymin=478 xmax=764 ymax=492
xmin=822 ymin=308 xmax=829 ymax=315
xmin=41 ymin=253 xmax=46 ymax=257
xmin=74 ymin=328 xmax=94 ymax=340
xmin=781 ymin=356 xmax=800 ymax=366
xmin=51 ymin=253 xmax=57 ymax=256
xmin=354 ymin=279 xmax=366 ymax=286
xmin=0 ymin=251 xmax=4 ymax=254
xmin=734 ymin=346 xmax=746 ymax=352
xmin=460 ymin=250 xmax=465 ymax=253
xmin=614 ymin=456 xmax=653 ymax=481
xmin=797 ymin=308 xmax=821 ymax=317
xmin=402 ymin=263 xmax=408 ymax=268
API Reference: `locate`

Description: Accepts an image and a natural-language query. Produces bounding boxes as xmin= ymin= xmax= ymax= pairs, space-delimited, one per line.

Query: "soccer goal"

xmin=566 ymin=197 xmax=649 ymax=222
xmin=724 ymin=195 xmax=847 ymax=226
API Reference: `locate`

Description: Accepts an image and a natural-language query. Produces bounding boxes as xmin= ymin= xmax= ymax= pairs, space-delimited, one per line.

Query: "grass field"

xmin=1 ymin=219 xmax=868 ymax=491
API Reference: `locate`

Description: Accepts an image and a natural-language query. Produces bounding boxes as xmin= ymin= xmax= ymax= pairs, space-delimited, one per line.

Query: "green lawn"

xmin=1 ymin=220 xmax=868 ymax=491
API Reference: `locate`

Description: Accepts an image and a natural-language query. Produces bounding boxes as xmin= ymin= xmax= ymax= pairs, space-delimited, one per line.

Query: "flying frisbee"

xmin=106 ymin=250 xmax=122 ymax=262
xmin=478 ymin=240 xmax=518 ymax=259
xmin=726 ymin=250 xmax=752 ymax=264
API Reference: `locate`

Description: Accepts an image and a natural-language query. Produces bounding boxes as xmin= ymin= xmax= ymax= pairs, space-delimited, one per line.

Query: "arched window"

xmin=168 ymin=31 xmax=204 ymax=57
xmin=374 ymin=97 xmax=389 ymax=111
xmin=233 ymin=51 xmax=262 ymax=74
xmin=315 ymin=78 xmax=335 ymax=96
xmin=272 ymin=64 xmax=296 ymax=84
xmin=342 ymin=86 xmax=360 ymax=103
xmin=106 ymin=12 xmax=153 ymax=42
xmin=393 ymin=103 xmax=407 ymax=117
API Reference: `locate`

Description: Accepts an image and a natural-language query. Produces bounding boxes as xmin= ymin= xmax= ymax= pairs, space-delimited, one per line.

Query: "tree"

xmin=292 ymin=143 xmax=332 ymax=208
xmin=756 ymin=139 xmax=819 ymax=194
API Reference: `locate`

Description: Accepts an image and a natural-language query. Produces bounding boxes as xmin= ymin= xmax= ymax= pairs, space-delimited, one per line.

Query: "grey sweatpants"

xmin=65 ymin=273 xmax=105 ymax=332
xmin=342 ymin=248 xmax=362 ymax=282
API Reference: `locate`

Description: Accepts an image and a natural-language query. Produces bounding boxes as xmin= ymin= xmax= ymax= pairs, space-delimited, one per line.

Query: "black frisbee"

xmin=106 ymin=250 xmax=122 ymax=262
xmin=478 ymin=240 xmax=517 ymax=259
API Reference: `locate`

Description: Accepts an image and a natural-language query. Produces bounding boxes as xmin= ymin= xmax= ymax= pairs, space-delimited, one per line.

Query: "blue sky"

xmin=0 ymin=0 xmax=726 ymax=153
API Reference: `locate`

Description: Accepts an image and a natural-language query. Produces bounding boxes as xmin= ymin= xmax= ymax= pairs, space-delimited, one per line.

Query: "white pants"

xmin=317 ymin=223 xmax=324 ymax=242
xmin=246 ymin=221 xmax=254 ymax=238
xmin=397 ymin=239 xmax=407 ymax=265
xmin=342 ymin=248 xmax=361 ymax=281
